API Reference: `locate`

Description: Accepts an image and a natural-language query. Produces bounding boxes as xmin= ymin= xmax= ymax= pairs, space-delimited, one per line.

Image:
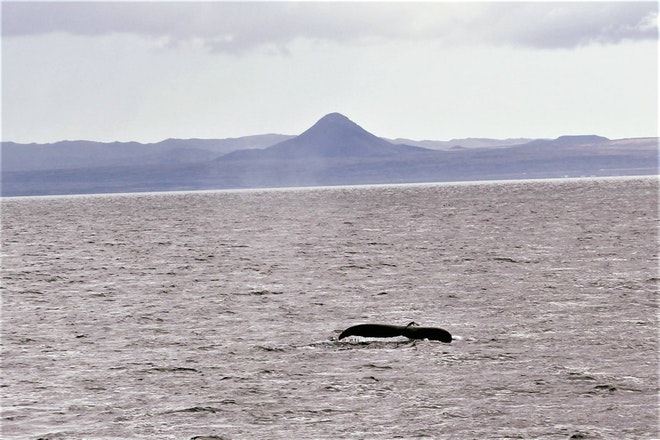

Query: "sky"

xmin=1 ymin=1 xmax=658 ymax=144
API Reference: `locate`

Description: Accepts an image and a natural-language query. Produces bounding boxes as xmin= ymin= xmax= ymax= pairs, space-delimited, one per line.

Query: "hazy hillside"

xmin=1 ymin=134 xmax=293 ymax=172
xmin=388 ymin=137 xmax=534 ymax=150
xmin=1 ymin=113 xmax=657 ymax=196
xmin=222 ymin=113 xmax=429 ymax=160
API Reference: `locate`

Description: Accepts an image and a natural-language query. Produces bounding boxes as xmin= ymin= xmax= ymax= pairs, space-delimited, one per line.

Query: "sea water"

xmin=1 ymin=177 xmax=658 ymax=439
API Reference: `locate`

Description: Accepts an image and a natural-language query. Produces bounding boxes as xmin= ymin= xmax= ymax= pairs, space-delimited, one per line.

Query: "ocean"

xmin=1 ymin=177 xmax=658 ymax=439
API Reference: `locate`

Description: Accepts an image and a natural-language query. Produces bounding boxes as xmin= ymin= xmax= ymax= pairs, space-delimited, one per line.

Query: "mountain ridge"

xmin=1 ymin=112 xmax=657 ymax=196
xmin=1 ymin=134 xmax=294 ymax=172
xmin=221 ymin=112 xmax=430 ymax=160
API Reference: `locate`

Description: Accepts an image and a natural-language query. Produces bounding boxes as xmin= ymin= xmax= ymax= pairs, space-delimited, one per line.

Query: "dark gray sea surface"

xmin=1 ymin=177 xmax=658 ymax=440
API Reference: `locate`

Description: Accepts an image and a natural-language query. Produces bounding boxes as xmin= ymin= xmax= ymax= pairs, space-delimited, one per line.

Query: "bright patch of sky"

xmin=2 ymin=1 xmax=657 ymax=143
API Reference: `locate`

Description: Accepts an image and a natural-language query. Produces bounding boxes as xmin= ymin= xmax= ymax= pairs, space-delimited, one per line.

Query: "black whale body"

xmin=338 ymin=323 xmax=452 ymax=343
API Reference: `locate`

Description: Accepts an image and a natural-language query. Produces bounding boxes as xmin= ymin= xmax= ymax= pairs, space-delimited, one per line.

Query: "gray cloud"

xmin=480 ymin=2 xmax=658 ymax=48
xmin=2 ymin=2 xmax=657 ymax=52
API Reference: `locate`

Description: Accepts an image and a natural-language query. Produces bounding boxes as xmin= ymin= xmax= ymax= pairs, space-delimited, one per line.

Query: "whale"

xmin=338 ymin=321 xmax=452 ymax=343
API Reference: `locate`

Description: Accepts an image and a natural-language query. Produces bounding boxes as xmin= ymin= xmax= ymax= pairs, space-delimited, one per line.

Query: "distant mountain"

xmin=1 ymin=134 xmax=293 ymax=172
xmin=388 ymin=137 xmax=535 ymax=150
xmin=1 ymin=113 xmax=657 ymax=196
xmin=520 ymin=135 xmax=610 ymax=149
xmin=221 ymin=113 xmax=429 ymax=160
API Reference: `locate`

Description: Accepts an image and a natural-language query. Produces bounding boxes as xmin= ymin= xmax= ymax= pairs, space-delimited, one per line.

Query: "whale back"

xmin=402 ymin=326 xmax=452 ymax=343
xmin=338 ymin=324 xmax=405 ymax=340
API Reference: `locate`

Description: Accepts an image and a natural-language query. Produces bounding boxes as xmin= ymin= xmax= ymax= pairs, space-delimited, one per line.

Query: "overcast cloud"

xmin=2 ymin=2 xmax=657 ymax=143
xmin=2 ymin=2 xmax=657 ymax=52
